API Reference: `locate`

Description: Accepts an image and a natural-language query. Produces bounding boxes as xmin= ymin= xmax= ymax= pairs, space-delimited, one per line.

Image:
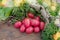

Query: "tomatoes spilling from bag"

xmin=14 ymin=12 xmax=45 ymax=34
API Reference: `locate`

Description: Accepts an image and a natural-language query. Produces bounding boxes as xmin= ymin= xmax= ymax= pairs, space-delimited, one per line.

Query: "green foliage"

xmin=41 ymin=22 xmax=59 ymax=40
xmin=0 ymin=0 xmax=2 ymax=1
xmin=49 ymin=9 xmax=58 ymax=16
xmin=0 ymin=7 xmax=12 ymax=21
xmin=10 ymin=3 xmax=39 ymax=24
xmin=11 ymin=3 xmax=30 ymax=21
xmin=11 ymin=7 xmax=25 ymax=20
xmin=48 ymin=4 xmax=60 ymax=16
xmin=57 ymin=37 xmax=60 ymax=40
xmin=11 ymin=2 xmax=41 ymax=24
xmin=37 ymin=0 xmax=42 ymax=5
xmin=57 ymin=3 xmax=60 ymax=15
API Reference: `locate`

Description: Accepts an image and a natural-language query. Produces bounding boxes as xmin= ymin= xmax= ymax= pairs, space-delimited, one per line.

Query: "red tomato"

xmin=34 ymin=27 xmax=40 ymax=33
xmin=30 ymin=19 xmax=40 ymax=27
xmin=35 ymin=16 xmax=40 ymax=21
xmin=28 ymin=12 xmax=34 ymax=18
xmin=20 ymin=24 xmax=26 ymax=32
xmin=14 ymin=21 xmax=22 ymax=28
xmin=23 ymin=18 xmax=30 ymax=28
xmin=40 ymin=22 xmax=45 ymax=31
xmin=26 ymin=26 xmax=33 ymax=34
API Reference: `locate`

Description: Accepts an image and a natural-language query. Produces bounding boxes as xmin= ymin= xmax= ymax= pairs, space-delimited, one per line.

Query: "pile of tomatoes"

xmin=14 ymin=12 xmax=45 ymax=34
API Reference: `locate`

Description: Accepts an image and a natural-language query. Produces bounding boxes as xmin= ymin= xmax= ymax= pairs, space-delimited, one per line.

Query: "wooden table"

xmin=0 ymin=23 xmax=41 ymax=40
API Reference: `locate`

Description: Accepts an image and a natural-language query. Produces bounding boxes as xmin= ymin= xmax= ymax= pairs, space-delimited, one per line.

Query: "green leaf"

xmin=37 ymin=0 xmax=42 ymax=5
xmin=4 ymin=7 xmax=12 ymax=18
xmin=0 ymin=7 xmax=12 ymax=21
xmin=0 ymin=9 xmax=5 ymax=20
xmin=0 ymin=0 xmax=2 ymax=1
xmin=41 ymin=22 xmax=59 ymax=40
xmin=57 ymin=37 xmax=60 ymax=40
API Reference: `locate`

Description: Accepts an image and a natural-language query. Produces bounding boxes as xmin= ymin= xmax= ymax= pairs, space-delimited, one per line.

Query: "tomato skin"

xmin=35 ymin=16 xmax=40 ymax=21
xmin=20 ymin=24 xmax=26 ymax=32
xmin=26 ymin=26 xmax=33 ymax=34
xmin=34 ymin=27 xmax=40 ymax=33
xmin=40 ymin=22 xmax=45 ymax=31
xmin=23 ymin=18 xmax=30 ymax=28
xmin=28 ymin=12 xmax=34 ymax=18
xmin=30 ymin=19 xmax=40 ymax=27
xmin=14 ymin=21 xmax=22 ymax=28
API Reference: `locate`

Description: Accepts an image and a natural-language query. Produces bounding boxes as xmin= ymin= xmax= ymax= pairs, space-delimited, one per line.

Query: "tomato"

xmin=34 ymin=27 xmax=40 ymax=33
xmin=23 ymin=18 xmax=30 ymax=28
xmin=28 ymin=12 xmax=34 ymax=18
xmin=14 ymin=21 xmax=22 ymax=28
xmin=35 ymin=16 xmax=40 ymax=21
xmin=20 ymin=24 xmax=26 ymax=32
xmin=40 ymin=22 xmax=45 ymax=31
xmin=30 ymin=19 xmax=40 ymax=27
xmin=26 ymin=26 xmax=33 ymax=34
